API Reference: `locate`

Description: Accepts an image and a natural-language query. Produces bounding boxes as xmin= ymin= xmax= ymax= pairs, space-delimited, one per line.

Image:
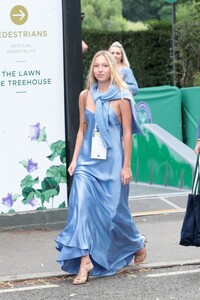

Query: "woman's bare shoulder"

xmin=79 ymin=89 xmax=88 ymax=96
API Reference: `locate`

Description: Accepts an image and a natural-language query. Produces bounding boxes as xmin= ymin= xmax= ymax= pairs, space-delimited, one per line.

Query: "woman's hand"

xmin=68 ymin=160 xmax=77 ymax=176
xmin=194 ymin=140 xmax=200 ymax=155
xmin=121 ymin=166 xmax=132 ymax=185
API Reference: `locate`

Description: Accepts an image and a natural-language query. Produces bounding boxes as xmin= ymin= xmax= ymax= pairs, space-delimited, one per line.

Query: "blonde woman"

xmin=56 ymin=50 xmax=146 ymax=284
xmin=108 ymin=41 xmax=139 ymax=96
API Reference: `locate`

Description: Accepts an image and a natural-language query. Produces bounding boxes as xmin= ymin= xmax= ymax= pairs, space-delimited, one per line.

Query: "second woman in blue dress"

xmin=108 ymin=41 xmax=139 ymax=96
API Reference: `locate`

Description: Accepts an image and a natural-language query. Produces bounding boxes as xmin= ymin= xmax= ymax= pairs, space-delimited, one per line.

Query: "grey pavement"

xmin=0 ymin=182 xmax=200 ymax=283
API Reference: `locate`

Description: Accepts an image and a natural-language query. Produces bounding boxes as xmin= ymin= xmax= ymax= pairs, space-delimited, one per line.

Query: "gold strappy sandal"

xmin=134 ymin=236 xmax=147 ymax=266
xmin=73 ymin=261 xmax=93 ymax=285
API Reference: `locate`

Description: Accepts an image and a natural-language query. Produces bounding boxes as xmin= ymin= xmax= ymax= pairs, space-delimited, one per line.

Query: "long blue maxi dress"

xmin=56 ymin=100 xmax=145 ymax=277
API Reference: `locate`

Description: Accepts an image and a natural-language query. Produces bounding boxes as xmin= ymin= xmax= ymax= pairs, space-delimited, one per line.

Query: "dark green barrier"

xmin=135 ymin=85 xmax=182 ymax=141
xmin=131 ymin=124 xmax=196 ymax=189
xmin=131 ymin=86 xmax=197 ymax=188
xmin=180 ymin=87 xmax=200 ymax=149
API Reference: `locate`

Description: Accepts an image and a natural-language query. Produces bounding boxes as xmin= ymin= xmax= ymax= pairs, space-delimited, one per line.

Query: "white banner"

xmin=0 ymin=1 xmax=67 ymax=213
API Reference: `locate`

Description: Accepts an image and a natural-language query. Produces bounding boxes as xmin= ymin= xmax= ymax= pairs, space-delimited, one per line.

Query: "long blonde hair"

xmin=108 ymin=41 xmax=130 ymax=68
xmin=86 ymin=50 xmax=127 ymax=91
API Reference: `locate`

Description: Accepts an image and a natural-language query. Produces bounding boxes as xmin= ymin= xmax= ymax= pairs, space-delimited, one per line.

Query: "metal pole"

xmin=172 ymin=3 xmax=176 ymax=85
xmin=62 ymin=0 xmax=83 ymax=196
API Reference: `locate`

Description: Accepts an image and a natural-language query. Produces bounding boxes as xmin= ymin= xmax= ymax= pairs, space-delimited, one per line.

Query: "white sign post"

xmin=0 ymin=1 xmax=67 ymax=213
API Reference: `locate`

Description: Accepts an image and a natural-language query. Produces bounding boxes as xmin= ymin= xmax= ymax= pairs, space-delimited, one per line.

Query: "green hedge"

xmin=82 ymin=28 xmax=173 ymax=88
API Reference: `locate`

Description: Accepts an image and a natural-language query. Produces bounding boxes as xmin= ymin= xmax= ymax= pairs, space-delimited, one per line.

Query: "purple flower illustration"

xmin=2 ymin=193 xmax=13 ymax=207
xmin=0 ymin=123 xmax=66 ymax=213
xmin=27 ymin=159 xmax=38 ymax=173
xmin=29 ymin=123 xmax=40 ymax=141
xmin=28 ymin=197 xmax=37 ymax=207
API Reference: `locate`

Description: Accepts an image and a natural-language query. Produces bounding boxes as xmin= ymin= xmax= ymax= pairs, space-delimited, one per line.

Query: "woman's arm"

xmin=68 ymin=90 xmax=86 ymax=176
xmin=194 ymin=118 xmax=200 ymax=155
xmin=82 ymin=40 xmax=88 ymax=53
xmin=194 ymin=141 xmax=200 ymax=155
xmin=119 ymin=98 xmax=133 ymax=185
xmin=121 ymin=67 xmax=138 ymax=96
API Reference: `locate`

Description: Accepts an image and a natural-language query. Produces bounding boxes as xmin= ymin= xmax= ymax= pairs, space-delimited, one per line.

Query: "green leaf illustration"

xmin=35 ymin=189 xmax=42 ymax=199
xmin=35 ymin=189 xmax=45 ymax=205
xmin=36 ymin=206 xmax=47 ymax=210
xmin=58 ymin=201 xmax=66 ymax=208
xmin=37 ymin=127 xmax=47 ymax=143
xmin=8 ymin=209 xmax=16 ymax=214
xmin=39 ymin=177 xmax=60 ymax=202
xmin=21 ymin=187 xmax=36 ymax=204
xmin=12 ymin=194 xmax=21 ymax=202
xmin=19 ymin=160 xmax=28 ymax=168
xmin=20 ymin=175 xmax=39 ymax=189
xmin=42 ymin=189 xmax=59 ymax=201
xmin=3 ymin=125 xmax=67 ymax=213
xmin=47 ymin=140 xmax=66 ymax=161
xmin=46 ymin=165 xmax=67 ymax=183
xmin=60 ymin=147 xmax=66 ymax=163
xmin=41 ymin=177 xmax=59 ymax=191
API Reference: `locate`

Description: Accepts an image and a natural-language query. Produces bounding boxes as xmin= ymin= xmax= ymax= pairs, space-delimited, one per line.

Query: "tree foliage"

xmin=81 ymin=0 xmax=128 ymax=31
xmin=122 ymin=0 xmax=168 ymax=21
xmin=81 ymin=0 xmax=200 ymax=88
xmin=122 ymin=0 xmax=194 ymax=22
xmin=175 ymin=0 xmax=200 ymax=86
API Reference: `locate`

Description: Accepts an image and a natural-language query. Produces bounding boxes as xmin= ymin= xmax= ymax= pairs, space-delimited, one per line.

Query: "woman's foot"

xmin=73 ymin=261 xmax=94 ymax=285
xmin=134 ymin=237 xmax=147 ymax=265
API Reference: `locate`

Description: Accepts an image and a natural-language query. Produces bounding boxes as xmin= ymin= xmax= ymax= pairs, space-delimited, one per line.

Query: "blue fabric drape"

xmin=91 ymin=83 xmax=143 ymax=148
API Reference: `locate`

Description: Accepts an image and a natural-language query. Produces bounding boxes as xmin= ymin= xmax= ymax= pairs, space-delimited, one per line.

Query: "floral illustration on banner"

xmin=1 ymin=123 xmax=67 ymax=214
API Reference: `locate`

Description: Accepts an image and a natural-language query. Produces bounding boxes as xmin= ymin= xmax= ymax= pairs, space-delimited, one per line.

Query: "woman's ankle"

xmin=80 ymin=255 xmax=91 ymax=266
